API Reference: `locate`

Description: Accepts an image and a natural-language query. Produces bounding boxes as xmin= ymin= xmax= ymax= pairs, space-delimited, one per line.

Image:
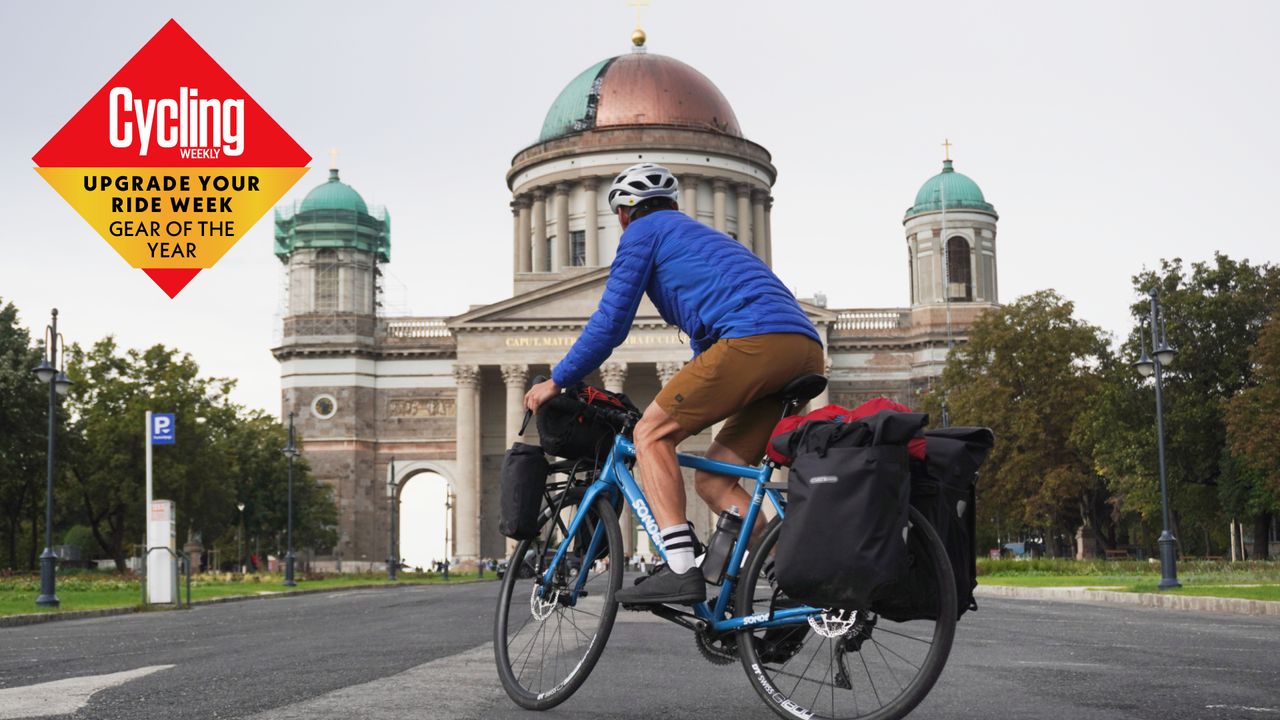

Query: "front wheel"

xmin=494 ymin=492 xmax=623 ymax=710
xmin=737 ymin=508 xmax=957 ymax=720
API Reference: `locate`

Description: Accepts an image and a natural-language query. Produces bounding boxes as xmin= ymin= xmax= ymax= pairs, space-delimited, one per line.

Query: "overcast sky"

xmin=2 ymin=1 xmax=1277 ymax=415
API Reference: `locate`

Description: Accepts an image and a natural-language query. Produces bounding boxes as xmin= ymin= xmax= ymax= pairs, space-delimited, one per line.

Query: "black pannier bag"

xmin=499 ymin=442 xmax=549 ymax=540
xmin=536 ymin=385 xmax=639 ymax=462
xmin=872 ymin=426 xmax=994 ymax=622
xmin=773 ymin=410 xmax=928 ymax=611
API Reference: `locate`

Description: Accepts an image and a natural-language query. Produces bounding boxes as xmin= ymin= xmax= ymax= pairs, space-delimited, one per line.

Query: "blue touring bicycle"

xmin=494 ymin=375 xmax=957 ymax=720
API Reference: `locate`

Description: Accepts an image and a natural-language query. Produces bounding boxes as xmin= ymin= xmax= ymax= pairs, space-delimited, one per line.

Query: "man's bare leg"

xmin=695 ymin=441 xmax=768 ymax=547
xmin=632 ymin=401 xmax=692 ymax=529
xmin=613 ymin=401 xmax=708 ymax=605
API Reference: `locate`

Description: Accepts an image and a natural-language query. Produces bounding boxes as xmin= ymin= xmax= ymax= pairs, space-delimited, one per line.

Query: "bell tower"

xmin=272 ymin=161 xmax=391 ymax=563
xmin=903 ymin=155 xmax=999 ymax=309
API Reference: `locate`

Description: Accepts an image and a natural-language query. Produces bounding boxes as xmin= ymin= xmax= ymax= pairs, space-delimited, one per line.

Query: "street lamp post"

xmin=33 ymin=308 xmax=72 ymax=608
xmin=1134 ymin=288 xmax=1181 ymax=590
xmin=237 ymin=502 xmax=246 ymax=574
xmin=386 ymin=457 xmax=398 ymax=582
xmin=443 ymin=493 xmax=452 ymax=581
xmin=282 ymin=412 xmax=299 ymax=587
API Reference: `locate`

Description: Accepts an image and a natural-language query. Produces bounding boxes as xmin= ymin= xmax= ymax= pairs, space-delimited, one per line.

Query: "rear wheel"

xmin=737 ymin=508 xmax=957 ymax=720
xmin=494 ymin=492 xmax=623 ymax=710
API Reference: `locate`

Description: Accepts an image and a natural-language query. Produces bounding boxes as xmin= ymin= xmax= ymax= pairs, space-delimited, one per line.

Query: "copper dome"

xmin=538 ymin=53 xmax=742 ymax=142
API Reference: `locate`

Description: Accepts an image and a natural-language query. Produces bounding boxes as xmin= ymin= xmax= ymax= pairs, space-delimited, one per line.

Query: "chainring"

xmin=694 ymin=630 xmax=739 ymax=665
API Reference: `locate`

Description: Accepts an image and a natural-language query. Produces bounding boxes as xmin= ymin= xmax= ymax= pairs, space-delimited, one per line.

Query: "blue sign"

xmin=150 ymin=413 xmax=175 ymax=445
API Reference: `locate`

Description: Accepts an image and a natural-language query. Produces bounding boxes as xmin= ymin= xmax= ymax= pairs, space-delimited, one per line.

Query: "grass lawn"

xmin=0 ymin=570 xmax=496 ymax=618
xmin=977 ymin=558 xmax=1280 ymax=602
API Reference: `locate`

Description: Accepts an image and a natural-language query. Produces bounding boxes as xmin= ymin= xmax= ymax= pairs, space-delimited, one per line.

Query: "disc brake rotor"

xmin=530 ymin=584 xmax=561 ymax=621
xmin=807 ymin=608 xmax=858 ymax=638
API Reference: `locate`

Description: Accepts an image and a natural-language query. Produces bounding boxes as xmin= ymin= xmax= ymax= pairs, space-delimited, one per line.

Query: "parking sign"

xmin=150 ymin=413 xmax=175 ymax=445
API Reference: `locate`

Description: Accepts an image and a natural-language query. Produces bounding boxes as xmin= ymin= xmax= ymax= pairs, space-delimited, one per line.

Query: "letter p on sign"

xmin=151 ymin=413 xmax=175 ymax=445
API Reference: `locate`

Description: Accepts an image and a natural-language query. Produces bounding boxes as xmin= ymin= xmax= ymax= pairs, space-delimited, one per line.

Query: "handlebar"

xmin=517 ymin=374 xmax=639 ymax=438
xmin=518 ymin=375 xmax=546 ymax=436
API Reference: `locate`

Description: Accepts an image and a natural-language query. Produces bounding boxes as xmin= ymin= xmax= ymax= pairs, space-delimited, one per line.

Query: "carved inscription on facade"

xmin=504 ymin=333 xmax=682 ymax=348
xmin=387 ymin=397 xmax=456 ymax=418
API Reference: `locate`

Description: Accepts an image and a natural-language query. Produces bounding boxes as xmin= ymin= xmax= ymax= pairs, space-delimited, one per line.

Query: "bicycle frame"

xmin=538 ymin=433 xmax=821 ymax=633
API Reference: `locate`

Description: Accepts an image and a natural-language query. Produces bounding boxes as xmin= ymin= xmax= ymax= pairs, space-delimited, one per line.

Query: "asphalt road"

xmin=0 ymin=577 xmax=1277 ymax=720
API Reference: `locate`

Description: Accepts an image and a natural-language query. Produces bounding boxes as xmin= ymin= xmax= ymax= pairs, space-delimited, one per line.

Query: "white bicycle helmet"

xmin=607 ymin=163 xmax=680 ymax=214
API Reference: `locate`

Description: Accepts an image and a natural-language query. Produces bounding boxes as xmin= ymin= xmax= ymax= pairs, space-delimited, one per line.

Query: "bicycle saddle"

xmin=777 ymin=374 xmax=827 ymax=405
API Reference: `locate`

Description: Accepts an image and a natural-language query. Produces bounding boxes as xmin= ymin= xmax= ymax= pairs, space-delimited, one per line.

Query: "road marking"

xmin=250 ymin=644 xmax=503 ymax=720
xmin=0 ymin=665 xmax=174 ymax=719
xmin=1206 ymin=706 xmax=1280 ymax=714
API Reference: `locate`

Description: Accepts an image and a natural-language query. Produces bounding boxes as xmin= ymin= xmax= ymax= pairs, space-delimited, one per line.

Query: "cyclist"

xmin=524 ymin=163 xmax=822 ymax=606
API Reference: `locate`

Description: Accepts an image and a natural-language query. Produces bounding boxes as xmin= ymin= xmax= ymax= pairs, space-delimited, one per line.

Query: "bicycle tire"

xmin=494 ymin=492 xmax=623 ymax=710
xmin=737 ymin=507 xmax=957 ymax=720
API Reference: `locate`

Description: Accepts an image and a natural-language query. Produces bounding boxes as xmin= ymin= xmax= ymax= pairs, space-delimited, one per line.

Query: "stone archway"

xmin=391 ymin=461 xmax=457 ymax=571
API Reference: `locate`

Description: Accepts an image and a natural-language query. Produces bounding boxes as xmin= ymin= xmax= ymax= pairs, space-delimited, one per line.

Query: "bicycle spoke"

xmin=860 ymin=646 xmax=883 ymax=708
xmin=871 ymin=625 xmax=932 ymax=645
xmin=872 ymin=636 xmax=906 ymax=692
xmin=789 ymin=637 xmax=823 ymax=697
xmin=869 ymin=637 xmax=921 ymax=671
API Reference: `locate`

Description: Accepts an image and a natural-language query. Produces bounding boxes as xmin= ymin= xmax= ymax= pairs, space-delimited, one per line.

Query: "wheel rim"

xmin=738 ymin=511 xmax=956 ymax=720
xmin=495 ymin=496 xmax=621 ymax=707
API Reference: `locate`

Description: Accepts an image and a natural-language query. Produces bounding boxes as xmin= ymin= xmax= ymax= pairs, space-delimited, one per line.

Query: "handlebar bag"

xmin=499 ymin=442 xmax=549 ymax=540
xmin=536 ymin=385 xmax=639 ymax=462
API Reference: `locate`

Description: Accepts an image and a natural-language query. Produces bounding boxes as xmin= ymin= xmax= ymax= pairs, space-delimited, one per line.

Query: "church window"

xmin=946 ymin=236 xmax=972 ymax=301
xmin=315 ymin=250 xmax=339 ymax=312
xmin=570 ymin=230 xmax=586 ymax=266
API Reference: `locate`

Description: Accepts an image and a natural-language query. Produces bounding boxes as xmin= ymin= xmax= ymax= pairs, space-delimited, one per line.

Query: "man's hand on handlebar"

xmin=523 ymin=377 xmax=560 ymax=416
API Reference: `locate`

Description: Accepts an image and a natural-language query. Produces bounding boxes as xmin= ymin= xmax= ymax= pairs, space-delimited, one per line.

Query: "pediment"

xmin=448 ymin=270 xmax=661 ymax=329
xmin=448 ymin=268 xmax=839 ymax=330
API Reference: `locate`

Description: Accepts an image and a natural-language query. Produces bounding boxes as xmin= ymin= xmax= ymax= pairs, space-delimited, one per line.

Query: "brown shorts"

xmin=654 ymin=333 xmax=825 ymax=464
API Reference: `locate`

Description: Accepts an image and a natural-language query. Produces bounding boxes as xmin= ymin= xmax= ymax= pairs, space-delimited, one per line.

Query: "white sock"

xmin=660 ymin=523 xmax=697 ymax=574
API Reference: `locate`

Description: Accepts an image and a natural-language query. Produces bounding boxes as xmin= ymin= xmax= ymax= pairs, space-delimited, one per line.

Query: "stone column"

xmin=736 ymin=184 xmax=753 ymax=251
xmin=531 ymin=191 xmax=547 ymax=272
xmin=453 ymin=364 xmax=481 ymax=561
xmin=582 ymin=179 xmax=599 ymax=267
xmin=763 ymin=196 xmax=774 ymax=267
xmin=814 ymin=356 xmax=832 ymax=408
xmin=712 ymin=180 xmax=728 ymax=232
xmin=516 ymin=196 xmax=532 ymax=274
xmin=600 ymin=362 xmax=631 ymax=556
xmin=510 ymin=201 xmax=521 ymax=275
xmin=501 ymin=364 xmax=528 ymax=449
xmin=752 ymin=190 xmax=768 ymax=264
xmin=656 ymin=361 xmax=683 ymax=386
xmin=501 ymin=364 xmax=528 ymax=556
xmin=553 ymin=183 xmax=571 ymax=272
xmin=682 ymin=175 xmax=699 ymax=220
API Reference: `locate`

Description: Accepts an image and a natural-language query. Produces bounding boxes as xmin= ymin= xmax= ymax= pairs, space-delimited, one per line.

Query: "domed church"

xmin=273 ymin=31 xmax=1000 ymax=570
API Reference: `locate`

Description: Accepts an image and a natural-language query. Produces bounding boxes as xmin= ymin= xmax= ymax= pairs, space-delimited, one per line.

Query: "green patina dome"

xmin=905 ymin=160 xmax=996 ymax=219
xmin=274 ymin=167 xmax=390 ymax=262
xmin=300 ymin=169 xmax=369 ymax=214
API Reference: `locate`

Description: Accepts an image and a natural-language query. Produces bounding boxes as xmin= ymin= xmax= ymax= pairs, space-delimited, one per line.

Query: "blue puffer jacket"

xmin=552 ymin=210 xmax=820 ymax=388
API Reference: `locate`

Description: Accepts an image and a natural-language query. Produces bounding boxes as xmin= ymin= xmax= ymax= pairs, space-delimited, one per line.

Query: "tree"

xmin=62 ymin=338 xmax=337 ymax=569
xmin=1089 ymin=255 xmax=1280 ymax=556
xmin=0 ymin=300 xmax=49 ymax=570
xmin=1224 ymin=313 xmax=1280 ymax=558
xmin=222 ymin=411 xmax=337 ymax=556
xmin=928 ymin=290 xmax=1111 ymax=554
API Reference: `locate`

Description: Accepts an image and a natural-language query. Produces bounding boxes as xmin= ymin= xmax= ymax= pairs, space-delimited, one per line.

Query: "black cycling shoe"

xmin=617 ymin=565 xmax=706 ymax=606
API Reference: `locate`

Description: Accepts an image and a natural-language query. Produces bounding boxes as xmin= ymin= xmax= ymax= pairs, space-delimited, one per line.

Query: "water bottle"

xmin=700 ymin=506 xmax=743 ymax=586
